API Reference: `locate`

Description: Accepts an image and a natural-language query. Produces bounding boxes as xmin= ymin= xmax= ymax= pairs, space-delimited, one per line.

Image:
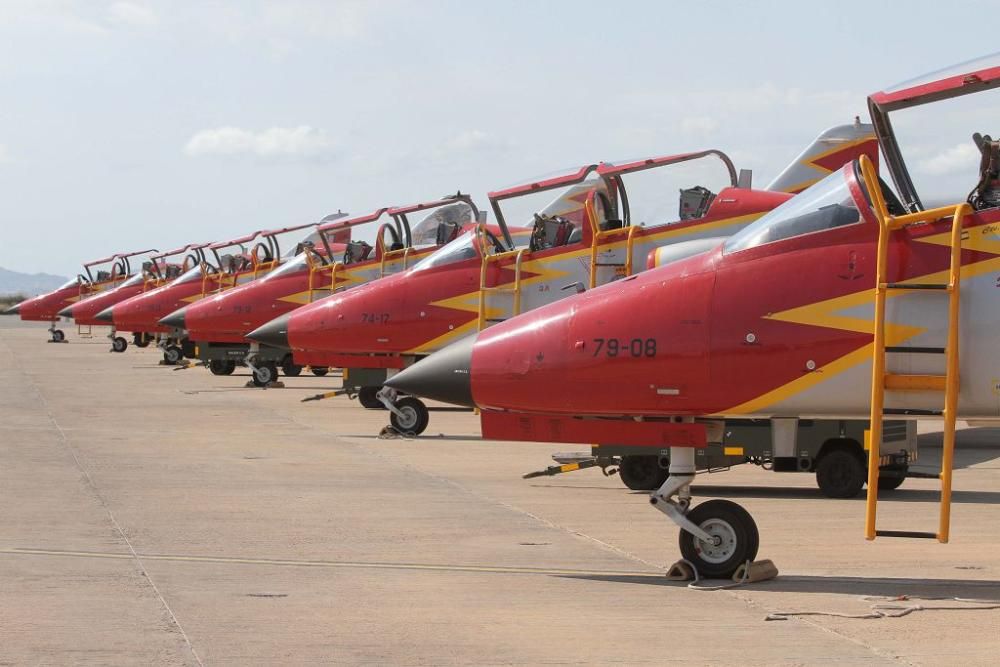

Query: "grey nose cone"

xmin=57 ymin=305 xmax=75 ymax=319
xmin=384 ymin=335 xmax=476 ymax=407
xmin=158 ymin=307 xmax=187 ymax=331
xmin=4 ymin=302 xmax=21 ymax=315
xmin=246 ymin=313 xmax=291 ymax=350
xmin=94 ymin=307 xmax=114 ymax=323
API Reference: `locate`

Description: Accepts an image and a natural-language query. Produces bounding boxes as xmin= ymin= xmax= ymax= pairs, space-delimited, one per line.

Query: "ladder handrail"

xmin=477 ymin=225 xmax=526 ymax=331
xmin=307 ymin=260 xmax=344 ymax=303
xmin=859 ymin=154 xmax=969 ymax=543
xmin=586 ymin=198 xmax=639 ymax=289
xmin=380 ymin=247 xmax=413 ymax=278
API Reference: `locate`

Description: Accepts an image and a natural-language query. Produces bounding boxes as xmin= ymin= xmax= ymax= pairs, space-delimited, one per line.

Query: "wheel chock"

xmin=733 ymin=559 xmax=778 ymax=583
xmin=665 ymin=560 xmax=695 ymax=581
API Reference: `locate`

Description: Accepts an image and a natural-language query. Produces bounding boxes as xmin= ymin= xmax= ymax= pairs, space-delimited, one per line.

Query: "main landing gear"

xmin=376 ymin=387 xmax=429 ymax=435
xmin=47 ymin=322 xmax=66 ymax=343
xmin=650 ymin=446 xmax=759 ymax=579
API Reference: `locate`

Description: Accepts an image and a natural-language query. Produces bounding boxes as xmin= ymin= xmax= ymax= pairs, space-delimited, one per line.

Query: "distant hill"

xmin=0 ymin=266 xmax=69 ymax=296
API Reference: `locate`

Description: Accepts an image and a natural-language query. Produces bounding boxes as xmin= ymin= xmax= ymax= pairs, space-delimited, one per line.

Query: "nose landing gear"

xmin=650 ymin=446 xmax=759 ymax=579
xmin=376 ymin=386 xmax=430 ymax=435
xmin=48 ymin=322 xmax=66 ymax=343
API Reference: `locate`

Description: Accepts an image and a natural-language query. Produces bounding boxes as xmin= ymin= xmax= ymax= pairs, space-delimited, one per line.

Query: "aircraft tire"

xmin=52 ymin=329 xmax=65 ymax=343
xmin=390 ymin=397 xmax=429 ymax=435
xmin=111 ymin=336 xmax=128 ymax=353
xmin=133 ymin=333 xmax=150 ymax=348
xmin=163 ymin=345 xmax=183 ymax=365
xmin=209 ymin=359 xmax=236 ymax=376
xmin=358 ymin=386 xmax=385 ymax=409
xmin=877 ymin=466 xmax=907 ymax=491
xmin=282 ymin=362 xmax=303 ymax=377
xmin=252 ymin=362 xmax=278 ymax=387
xmin=815 ymin=447 xmax=866 ymax=498
xmin=618 ymin=455 xmax=669 ymax=490
xmin=310 ymin=367 xmax=329 ymax=377
xmin=678 ymin=499 xmax=759 ymax=579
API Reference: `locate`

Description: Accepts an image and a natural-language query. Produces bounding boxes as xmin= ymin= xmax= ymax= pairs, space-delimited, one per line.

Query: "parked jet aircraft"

xmin=5 ymin=249 xmax=158 ymax=342
xmin=162 ymin=195 xmax=483 ymax=386
xmin=58 ymin=243 xmax=211 ymax=352
xmin=96 ymin=221 xmax=334 ymax=365
xmin=384 ymin=54 xmax=1000 ymax=577
xmin=249 ymin=123 xmax=876 ymax=435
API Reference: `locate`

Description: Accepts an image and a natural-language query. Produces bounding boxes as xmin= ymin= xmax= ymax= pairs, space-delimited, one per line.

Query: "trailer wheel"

xmin=133 ymin=333 xmax=150 ymax=348
xmin=252 ymin=362 xmax=278 ymax=387
xmin=358 ymin=386 xmax=385 ymax=409
xmin=282 ymin=362 xmax=303 ymax=377
xmin=209 ymin=359 xmax=236 ymax=376
xmin=618 ymin=455 xmax=669 ymax=491
xmin=678 ymin=499 xmax=759 ymax=579
xmin=390 ymin=397 xmax=429 ymax=435
xmin=52 ymin=329 xmax=66 ymax=343
xmin=311 ymin=366 xmax=329 ymax=377
xmin=877 ymin=466 xmax=907 ymax=491
xmin=111 ymin=336 xmax=128 ymax=353
xmin=815 ymin=447 xmax=866 ymax=498
xmin=163 ymin=345 xmax=183 ymax=365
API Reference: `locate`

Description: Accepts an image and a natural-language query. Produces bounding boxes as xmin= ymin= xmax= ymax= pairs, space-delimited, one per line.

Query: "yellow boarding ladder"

xmin=380 ymin=247 xmax=412 ymax=278
xmin=306 ymin=251 xmax=343 ymax=303
xmin=586 ymin=199 xmax=639 ymax=289
xmin=476 ymin=225 xmax=526 ymax=331
xmin=860 ymin=155 xmax=970 ymax=543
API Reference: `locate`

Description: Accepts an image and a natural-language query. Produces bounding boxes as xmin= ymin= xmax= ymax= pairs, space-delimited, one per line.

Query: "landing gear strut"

xmin=650 ymin=446 xmax=759 ymax=579
xmin=48 ymin=322 xmax=66 ymax=343
xmin=377 ymin=387 xmax=429 ymax=435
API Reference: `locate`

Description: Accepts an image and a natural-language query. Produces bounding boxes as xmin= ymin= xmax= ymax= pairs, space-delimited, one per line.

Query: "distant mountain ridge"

xmin=0 ymin=266 xmax=69 ymax=296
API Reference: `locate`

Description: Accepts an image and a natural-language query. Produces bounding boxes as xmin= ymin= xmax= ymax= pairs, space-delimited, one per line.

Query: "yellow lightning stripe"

xmin=719 ymin=227 xmax=1000 ymax=415
xmin=406 ymin=213 xmax=765 ymax=354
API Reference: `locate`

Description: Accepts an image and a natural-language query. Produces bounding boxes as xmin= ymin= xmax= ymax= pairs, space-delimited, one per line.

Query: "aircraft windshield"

xmin=259 ymin=253 xmax=310 ymax=281
xmin=724 ymin=170 xmax=860 ymax=253
xmin=610 ymin=154 xmax=735 ymax=226
xmin=175 ymin=264 xmax=207 ymax=285
xmin=58 ymin=278 xmax=81 ymax=290
xmin=120 ymin=273 xmax=146 ymax=287
xmin=410 ymin=202 xmax=476 ymax=246
xmin=411 ymin=231 xmax=480 ymax=272
xmin=285 ymin=230 xmax=323 ymax=257
xmin=496 ymin=177 xmax=603 ymax=232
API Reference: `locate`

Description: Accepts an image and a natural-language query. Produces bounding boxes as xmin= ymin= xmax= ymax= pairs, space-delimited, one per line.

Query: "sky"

xmin=0 ymin=0 xmax=996 ymax=276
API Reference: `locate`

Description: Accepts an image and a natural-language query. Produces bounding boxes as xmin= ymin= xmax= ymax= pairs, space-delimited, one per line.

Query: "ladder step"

xmin=875 ymin=530 xmax=938 ymax=539
xmin=883 ymin=282 xmax=950 ymax=291
xmin=884 ymin=374 xmax=946 ymax=391
xmin=885 ymin=346 xmax=945 ymax=354
xmin=485 ymin=318 xmax=507 ymax=323
xmin=884 ymin=408 xmax=943 ymax=416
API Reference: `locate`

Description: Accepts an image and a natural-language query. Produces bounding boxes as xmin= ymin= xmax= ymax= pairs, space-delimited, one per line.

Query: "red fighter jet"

xmin=165 ymin=195 xmax=484 ymax=387
xmin=96 ymin=222 xmax=327 ymax=365
xmin=385 ymin=54 xmax=1000 ymax=577
xmin=248 ymin=122 xmax=877 ymax=435
xmin=5 ymin=248 xmax=158 ymax=343
xmin=58 ymin=243 xmax=211 ymax=353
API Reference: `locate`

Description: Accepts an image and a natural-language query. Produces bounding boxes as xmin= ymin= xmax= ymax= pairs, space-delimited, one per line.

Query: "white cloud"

xmin=107 ymin=2 xmax=158 ymax=28
xmin=445 ymin=129 xmax=507 ymax=153
xmin=679 ymin=116 xmax=719 ymax=135
xmin=918 ymin=142 xmax=980 ymax=176
xmin=183 ymin=126 xmax=338 ymax=161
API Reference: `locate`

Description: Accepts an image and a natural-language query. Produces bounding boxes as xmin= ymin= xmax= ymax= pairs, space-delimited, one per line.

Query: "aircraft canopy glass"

xmin=410 ymin=202 xmax=476 ymax=247
xmin=58 ymin=278 xmax=81 ymax=290
xmin=259 ymin=253 xmax=310 ymax=281
xmin=724 ymin=170 xmax=861 ymax=254
xmin=120 ymin=273 xmax=146 ymax=287
xmin=883 ymin=51 xmax=1000 ymax=94
xmin=175 ymin=264 xmax=207 ymax=285
xmin=411 ymin=231 xmax=480 ymax=272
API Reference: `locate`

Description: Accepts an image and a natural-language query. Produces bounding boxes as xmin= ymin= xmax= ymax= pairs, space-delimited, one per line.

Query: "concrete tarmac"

xmin=1 ymin=318 xmax=998 ymax=666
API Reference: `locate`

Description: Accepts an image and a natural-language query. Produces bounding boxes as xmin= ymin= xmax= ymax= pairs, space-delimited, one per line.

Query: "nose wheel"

xmin=111 ymin=336 xmax=128 ymax=353
xmin=358 ymin=386 xmax=386 ymax=409
xmin=251 ymin=362 xmax=278 ymax=387
xmin=162 ymin=345 xmax=183 ymax=365
xmin=209 ymin=359 xmax=236 ymax=376
xmin=651 ymin=446 xmax=759 ymax=579
xmin=48 ymin=324 xmax=66 ymax=343
xmin=376 ymin=387 xmax=430 ymax=435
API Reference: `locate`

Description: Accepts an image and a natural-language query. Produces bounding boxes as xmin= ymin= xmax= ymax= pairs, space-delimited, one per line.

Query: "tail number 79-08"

xmin=592 ymin=338 xmax=656 ymax=358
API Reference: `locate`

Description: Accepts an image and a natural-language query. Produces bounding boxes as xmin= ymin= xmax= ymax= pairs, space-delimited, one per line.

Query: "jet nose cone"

xmin=247 ymin=313 xmax=291 ymax=350
xmin=94 ymin=307 xmax=114 ymax=323
xmin=384 ymin=335 xmax=475 ymax=407
xmin=57 ymin=306 xmax=75 ymax=319
xmin=4 ymin=302 xmax=21 ymax=315
xmin=158 ymin=307 xmax=187 ymax=330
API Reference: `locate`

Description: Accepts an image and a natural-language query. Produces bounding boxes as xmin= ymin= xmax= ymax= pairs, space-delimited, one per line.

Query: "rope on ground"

xmin=765 ymin=595 xmax=1000 ymax=621
xmin=377 ymin=426 xmax=416 ymax=440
